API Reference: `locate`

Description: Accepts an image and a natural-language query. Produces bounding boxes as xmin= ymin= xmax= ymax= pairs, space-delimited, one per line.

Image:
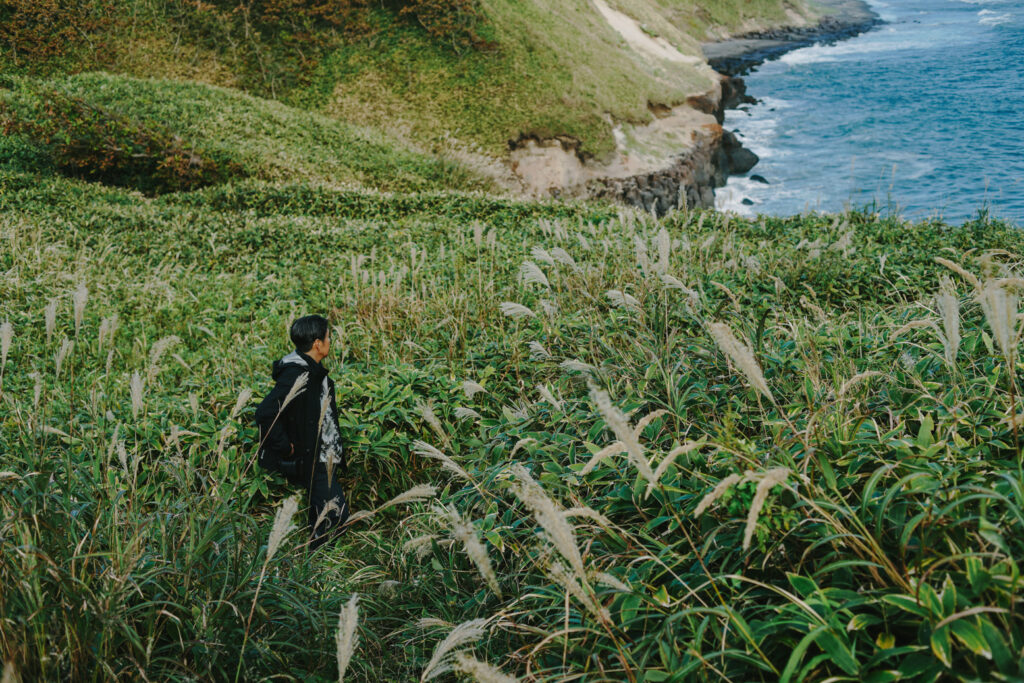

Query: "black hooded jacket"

xmin=254 ymin=350 xmax=346 ymax=487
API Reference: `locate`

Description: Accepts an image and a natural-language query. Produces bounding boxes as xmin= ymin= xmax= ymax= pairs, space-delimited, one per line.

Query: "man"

xmin=255 ymin=315 xmax=349 ymax=550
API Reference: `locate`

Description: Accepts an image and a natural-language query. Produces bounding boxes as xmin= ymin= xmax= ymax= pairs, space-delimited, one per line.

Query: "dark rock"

xmin=749 ymin=174 xmax=769 ymax=184
xmin=742 ymin=198 xmax=755 ymax=206
xmin=729 ymin=147 xmax=759 ymax=174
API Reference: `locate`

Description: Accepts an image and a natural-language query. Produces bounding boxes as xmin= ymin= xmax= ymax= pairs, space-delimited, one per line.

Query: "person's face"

xmin=311 ymin=330 xmax=330 ymax=358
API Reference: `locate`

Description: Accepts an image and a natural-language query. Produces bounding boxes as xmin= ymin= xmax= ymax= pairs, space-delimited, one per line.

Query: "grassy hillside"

xmin=0 ymin=0 xmax=814 ymax=160
xmin=2 ymin=166 xmax=1024 ymax=680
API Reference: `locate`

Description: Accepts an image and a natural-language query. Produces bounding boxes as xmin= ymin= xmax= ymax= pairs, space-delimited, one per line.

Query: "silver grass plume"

xmin=147 ymin=335 xmax=181 ymax=382
xmin=519 ymin=261 xmax=549 ymax=289
xmin=527 ymin=341 xmax=551 ymax=360
xmin=453 ymin=653 xmax=519 ymax=683
xmin=743 ymin=468 xmax=790 ymax=550
xmin=594 ymin=571 xmax=631 ymax=593
xmin=634 ymin=235 xmax=651 ymax=278
xmin=550 ymin=247 xmax=578 ymax=270
xmin=130 ymin=371 xmax=144 ymax=419
xmin=416 ymin=399 xmax=449 ymax=446
xmin=0 ymin=321 xmax=12 ymax=374
xmin=606 ymin=290 xmax=641 ymax=311
xmin=462 ymin=380 xmax=487 ymax=398
xmin=455 ymin=406 xmax=482 ymax=421
xmin=936 ymin=277 xmax=961 ymax=367
xmin=72 ymin=283 xmax=88 ymax=336
xmin=44 ymin=298 xmax=58 ymax=343
xmin=381 ymin=483 xmax=437 ymax=509
xmin=579 ymin=441 xmax=626 ymax=475
xmin=546 ymin=560 xmax=609 ymax=623
xmin=335 ymin=594 xmax=359 ymax=682
xmin=231 ymin=388 xmax=253 ymax=420
xmin=587 ymin=382 xmax=655 ymax=484
xmin=645 ymin=441 xmax=704 ymax=497
xmin=530 ymin=246 xmax=555 ymax=266
xmin=560 ymin=359 xmax=595 ymax=374
xmin=693 ymin=473 xmax=743 ymax=517
xmin=499 ymin=302 xmax=535 ymax=320
xmin=98 ymin=315 xmax=119 ymax=351
xmin=508 ymin=463 xmax=585 ymax=579
xmin=707 ymin=322 xmax=774 ymax=401
xmin=420 ymin=618 xmax=488 ymax=681
xmin=281 ymin=372 xmax=309 ymax=411
xmin=413 ymin=440 xmax=471 ymax=481
xmin=540 ymin=299 xmax=558 ymax=318
xmin=656 ymin=228 xmax=671 ymax=274
xmin=934 ymin=257 xmax=981 ymax=289
xmin=404 ymin=534 xmax=437 ymax=561
xmin=978 ymin=280 xmax=1019 ymax=365
xmin=55 ymin=338 xmax=72 ymax=378
xmin=266 ymin=495 xmax=299 ymax=562
xmin=563 ymin=506 xmax=612 ymax=527
xmin=837 ymin=371 xmax=883 ymax=398
xmin=30 ymin=372 xmax=42 ymax=410
xmin=536 ymin=384 xmax=563 ymax=411
xmin=436 ymin=504 xmax=502 ymax=597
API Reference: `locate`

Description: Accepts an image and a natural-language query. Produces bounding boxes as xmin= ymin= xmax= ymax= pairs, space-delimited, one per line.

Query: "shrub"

xmin=0 ymin=0 xmax=116 ymax=64
xmin=0 ymin=83 xmax=244 ymax=194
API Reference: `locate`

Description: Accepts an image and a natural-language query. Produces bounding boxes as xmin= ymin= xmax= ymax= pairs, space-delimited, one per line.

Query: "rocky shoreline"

xmin=588 ymin=0 xmax=880 ymax=215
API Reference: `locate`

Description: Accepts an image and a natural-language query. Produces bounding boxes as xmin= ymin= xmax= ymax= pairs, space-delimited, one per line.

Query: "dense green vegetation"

xmin=2 ymin=158 xmax=1024 ymax=680
xmin=0 ymin=0 xmax=814 ymax=159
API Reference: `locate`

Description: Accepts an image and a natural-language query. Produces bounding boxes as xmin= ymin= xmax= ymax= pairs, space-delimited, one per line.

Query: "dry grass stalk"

xmin=266 ymin=495 xmax=299 ymax=562
xmin=335 ymin=594 xmax=359 ymax=682
xmin=437 ymin=504 xmax=502 ymax=597
xmin=453 ymin=653 xmax=519 ymax=683
xmin=707 ymin=322 xmax=774 ymax=401
xmin=743 ymin=468 xmax=790 ymax=550
xmin=587 ymin=382 xmax=655 ymax=484
xmin=72 ymin=283 xmax=88 ymax=336
xmin=509 ymin=463 xmax=585 ymax=579
xmin=130 ymin=371 xmax=144 ymax=419
xmin=499 ymin=302 xmax=536 ymax=320
xmin=413 ymin=440 xmax=471 ymax=481
xmin=420 ymin=618 xmax=488 ymax=682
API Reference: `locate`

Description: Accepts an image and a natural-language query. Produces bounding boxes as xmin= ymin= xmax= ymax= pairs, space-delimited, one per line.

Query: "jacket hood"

xmin=271 ymin=350 xmax=327 ymax=381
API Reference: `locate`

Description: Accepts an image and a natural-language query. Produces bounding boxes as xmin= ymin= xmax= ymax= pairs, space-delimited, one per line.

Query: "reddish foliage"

xmin=0 ymin=0 xmax=117 ymax=63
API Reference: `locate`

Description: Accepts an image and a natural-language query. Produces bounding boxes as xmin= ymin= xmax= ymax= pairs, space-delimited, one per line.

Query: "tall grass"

xmin=2 ymin=173 xmax=1023 ymax=680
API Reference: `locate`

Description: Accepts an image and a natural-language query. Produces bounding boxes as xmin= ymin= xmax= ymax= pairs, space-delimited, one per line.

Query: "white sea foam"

xmin=978 ymin=9 xmax=1013 ymax=25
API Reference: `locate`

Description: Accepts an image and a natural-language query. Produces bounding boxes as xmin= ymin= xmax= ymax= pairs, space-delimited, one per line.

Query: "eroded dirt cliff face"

xmin=507 ymin=75 xmax=744 ymax=215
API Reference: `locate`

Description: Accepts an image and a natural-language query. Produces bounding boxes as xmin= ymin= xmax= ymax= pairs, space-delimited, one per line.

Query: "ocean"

xmin=715 ymin=0 xmax=1024 ymax=225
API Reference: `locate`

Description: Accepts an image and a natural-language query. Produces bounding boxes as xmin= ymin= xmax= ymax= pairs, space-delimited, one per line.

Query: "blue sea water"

xmin=715 ymin=0 xmax=1024 ymax=225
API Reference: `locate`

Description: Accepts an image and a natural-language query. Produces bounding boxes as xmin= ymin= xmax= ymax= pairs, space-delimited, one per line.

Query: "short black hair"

xmin=290 ymin=315 xmax=329 ymax=352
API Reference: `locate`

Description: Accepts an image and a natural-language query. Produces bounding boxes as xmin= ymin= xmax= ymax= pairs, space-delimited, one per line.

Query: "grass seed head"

xmin=509 ymin=463 xmax=585 ymax=579
xmin=130 ymin=371 xmax=144 ymax=419
xmin=436 ymin=504 xmax=501 ymax=597
xmin=413 ymin=440 xmax=470 ymax=481
xmin=55 ymin=338 xmax=73 ymax=378
xmin=0 ymin=321 xmax=12 ymax=372
xmin=452 ymin=653 xmax=519 ymax=683
xmin=421 ymin=618 xmax=488 ymax=682
xmin=336 ymin=594 xmax=359 ymax=682
xmin=72 ymin=283 xmax=88 ymax=336
xmin=743 ymin=468 xmax=790 ymax=550
xmin=499 ymin=302 xmax=536 ymax=320
xmin=266 ymin=495 xmax=299 ymax=563
xmin=44 ymin=298 xmax=57 ymax=343
xmin=519 ymin=261 xmax=549 ymax=289
xmin=937 ymin=278 xmax=961 ymax=366
xmin=707 ymin=322 xmax=774 ymax=401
